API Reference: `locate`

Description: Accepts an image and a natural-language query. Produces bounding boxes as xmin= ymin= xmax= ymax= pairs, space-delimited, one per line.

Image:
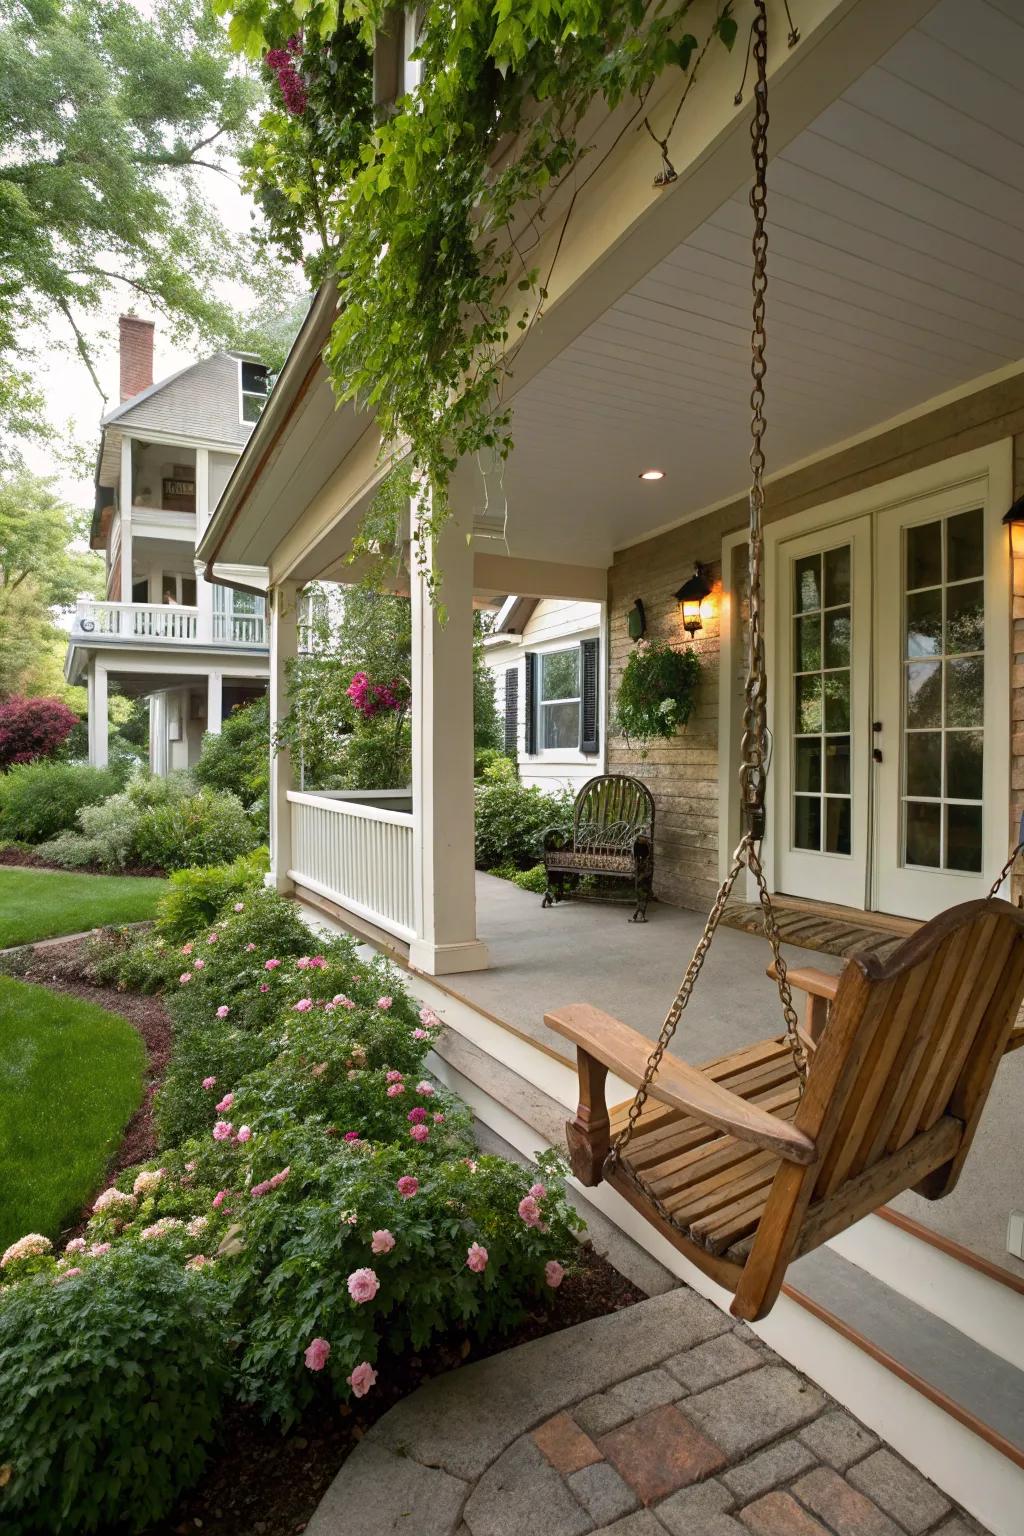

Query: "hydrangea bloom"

xmin=265 ymin=958 xmax=281 ymax=971
xmin=132 ymin=1168 xmax=165 ymax=1197
xmin=179 ymin=972 xmax=193 ymax=985
xmin=216 ymin=1005 xmax=230 ymax=1019
xmin=348 ymin=1361 xmax=377 ymax=1397
xmin=54 ymin=1266 xmax=82 ymax=1283
xmin=344 ymin=1130 xmax=362 ymax=1142
xmin=371 ymin=1229 xmax=396 ymax=1255
xmin=293 ymin=998 xmax=313 ymax=1012
xmin=259 ymin=983 xmax=270 ymax=994
xmin=187 ymin=1215 xmax=209 ymax=1238
xmin=181 ymin=943 xmax=193 ymax=955
xmin=186 ymin=1254 xmax=210 ymax=1270
xmin=93 ymin=1188 xmax=135 ymax=1215
xmin=545 ymin=1260 xmax=565 ymax=1289
xmin=409 ymin=1124 xmax=429 ymax=1143
xmin=215 ymin=1092 xmax=234 ymax=1112
xmin=466 ymin=1242 xmax=489 ymax=1273
xmin=433 ymin=1113 xmax=445 ymax=1125
xmin=397 ymin=1176 xmax=419 ymax=1199
xmin=202 ymin=1076 xmax=217 ymax=1090
xmin=377 ymin=996 xmax=393 ymax=1011
xmin=347 ymin=1267 xmax=379 ymax=1304
xmin=89 ymin=1242 xmax=111 ymax=1256
xmin=333 ymin=993 xmax=355 ymax=1009
xmin=518 ymin=1195 xmax=542 ymax=1228
xmin=212 ymin=1120 xmax=234 ymax=1142
xmin=64 ymin=1237 xmax=86 ymax=1254
xmin=529 ymin=1183 xmax=547 ymax=1201
xmin=386 ymin=1083 xmax=405 ymax=1098
xmin=407 ymin=1106 xmax=428 ymax=1124
xmin=140 ymin=1218 xmax=183 ymax=1241
xmin=1 ymin=1233 xmax=52 ymax=1267
xmin=193 ymin=957 xmax=205 ymax=970
xmin=386 ymin=1070 xmax=404 ymax=1083
xmin=304 ymin=1336 xmax=331 ymax=1371
xmin=415 ymin=1081 xmax=435 ymax=1097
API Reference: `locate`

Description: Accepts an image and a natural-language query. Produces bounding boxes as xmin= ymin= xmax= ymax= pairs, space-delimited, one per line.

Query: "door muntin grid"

xmin=902 ymin=508 xmax=984 ymax=874
xmin=792 ymin=544 xmax=853 ymax=857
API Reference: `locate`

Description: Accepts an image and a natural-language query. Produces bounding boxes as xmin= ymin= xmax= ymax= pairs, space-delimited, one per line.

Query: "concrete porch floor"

xmin=442 ymin=875 xmax=1024 ymax=1281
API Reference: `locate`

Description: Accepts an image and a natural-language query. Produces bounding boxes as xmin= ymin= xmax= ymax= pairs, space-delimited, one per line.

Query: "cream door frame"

xmin=720 ymin=441 xmax=1012 ymax=911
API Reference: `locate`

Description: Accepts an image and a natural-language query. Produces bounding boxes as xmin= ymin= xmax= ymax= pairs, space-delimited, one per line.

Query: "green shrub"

xmin=340 ymin=714 xmax=411 ymax=790
xmin=475 ymin=775 xmax=573 ymax=871
xmin=512 ymin=863 xmax=548 ymax=893
xmin=0 ymin=761 xmax=118 ymax=844
xmin=156 ymin=849 xmax=269 ymax=944
xmin=195 ymin=695 xmax=270 ymax=810
xmin=83 ymin=927 xmax=183 ymax=995
xmin=134 ymin=787 xmax=259 ymax=873
xmin=474 ymin=746 xmax=515 ymax=780
xmin=0 ymin=1246 xmax=229 ymax=1534
xmin=615 ymin=640 xmax=702 ymax=746
xmin=42 ymin=773 xmax=197 ymax=870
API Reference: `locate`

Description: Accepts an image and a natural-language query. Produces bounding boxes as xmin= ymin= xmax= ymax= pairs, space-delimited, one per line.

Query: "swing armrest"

xmin=545 ymin=1004 xmax=817 ymax=1166
xmin=766 ymin=963 xmax=841 ymax=1001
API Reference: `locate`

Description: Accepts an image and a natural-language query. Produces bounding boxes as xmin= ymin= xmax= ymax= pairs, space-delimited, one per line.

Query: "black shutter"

xmin=503 ymin=668 xmax=519 ymax=754
xmin=524 ymin=652 xmax=537 ymax=755
xmin=580 ymin=638 xmax=599 ymax=755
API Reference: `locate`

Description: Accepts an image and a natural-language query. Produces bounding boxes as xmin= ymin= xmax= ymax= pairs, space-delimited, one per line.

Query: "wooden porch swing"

xmin=544 ymin=4 xmax=1024 ymax=1323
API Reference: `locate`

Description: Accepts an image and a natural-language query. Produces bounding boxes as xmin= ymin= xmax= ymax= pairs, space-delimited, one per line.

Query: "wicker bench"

xmin=541 ymin=774 xmax=655 ymax=922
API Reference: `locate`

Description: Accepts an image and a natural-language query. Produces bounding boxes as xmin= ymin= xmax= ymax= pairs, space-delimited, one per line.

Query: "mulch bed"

xmin=147 ymin=1242 xmax=644 ymax=1536
xmin=10 ymin=936 xmax=647 ymax=1536
xmin=0 ymin=846 xmax=164 ymax=877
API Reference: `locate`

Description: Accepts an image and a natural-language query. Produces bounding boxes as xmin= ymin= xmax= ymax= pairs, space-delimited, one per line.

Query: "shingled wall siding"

xmin=608 ymin=375 xmax=1024 ymax=914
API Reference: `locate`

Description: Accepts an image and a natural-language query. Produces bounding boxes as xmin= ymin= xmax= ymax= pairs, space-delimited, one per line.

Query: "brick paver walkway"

xmin=306 ymin=1289 xmax=987 ymax=1536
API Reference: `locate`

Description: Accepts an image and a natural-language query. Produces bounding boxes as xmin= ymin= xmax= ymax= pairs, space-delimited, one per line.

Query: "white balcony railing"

xmin=75 ymin=600 xmax=199 ymax=641
xmin=288 ymin=791 xmax=416 ymax=943
xmin=73 ymin=600 xmax=266 ymax=647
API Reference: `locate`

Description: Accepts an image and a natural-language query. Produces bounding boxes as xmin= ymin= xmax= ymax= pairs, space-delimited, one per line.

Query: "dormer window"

xmin=240 ymin=360 xmax=269 ymax=424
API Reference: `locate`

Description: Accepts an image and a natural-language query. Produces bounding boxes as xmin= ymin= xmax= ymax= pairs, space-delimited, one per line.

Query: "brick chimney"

xmin=118 ymin=315 xmax=155 ymax=402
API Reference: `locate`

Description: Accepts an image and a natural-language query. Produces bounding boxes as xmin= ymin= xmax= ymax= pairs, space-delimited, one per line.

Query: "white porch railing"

xmin=75 ymin=599 xmax=199 ymax=641
xmin=212 ymin=610 xmax=266 ymax=645
xmin=288 ymin=791 xmax=416 ymax=942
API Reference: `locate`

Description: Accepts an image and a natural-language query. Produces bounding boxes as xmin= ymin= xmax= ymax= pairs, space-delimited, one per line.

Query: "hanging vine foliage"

xmin=223 ymin=0 xmax=741 ymax=589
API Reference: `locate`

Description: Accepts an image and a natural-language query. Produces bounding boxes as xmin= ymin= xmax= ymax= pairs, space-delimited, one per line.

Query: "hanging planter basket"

xmin=614 ymin=640 xmax=702 ymax=750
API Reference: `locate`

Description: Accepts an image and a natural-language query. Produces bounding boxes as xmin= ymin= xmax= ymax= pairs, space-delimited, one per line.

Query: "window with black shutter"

xmin=524 ymin=652 xmax=537 ymax=754
xmin=503 ymin=667 xmax=519 ymax=754
xmin=580 ymin=637 xmax=599 ymax=755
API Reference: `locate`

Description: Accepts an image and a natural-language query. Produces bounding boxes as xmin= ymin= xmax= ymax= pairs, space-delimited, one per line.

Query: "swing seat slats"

xmin=546 ymin=899 xmax=1024 ymax=1321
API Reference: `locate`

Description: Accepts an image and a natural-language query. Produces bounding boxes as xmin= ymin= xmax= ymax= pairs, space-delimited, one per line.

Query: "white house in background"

xmin=64 ymin=316 xmax=270 ymax=773
xmin=483 ymin=597 xmax=605 ymax=792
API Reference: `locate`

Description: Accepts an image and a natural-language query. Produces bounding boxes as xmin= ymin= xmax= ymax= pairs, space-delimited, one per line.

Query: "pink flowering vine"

xmin=346 ymin=670 xmax=408 ymax=719
xmin=266 ymin=36 xmax=308 ymax=116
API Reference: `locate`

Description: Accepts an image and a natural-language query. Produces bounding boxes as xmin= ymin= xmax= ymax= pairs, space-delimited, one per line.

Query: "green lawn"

xmin=0 ymin=866 xmax=166 ymax=948
xmin=0 ymin=976 xmax=145 ymax=1250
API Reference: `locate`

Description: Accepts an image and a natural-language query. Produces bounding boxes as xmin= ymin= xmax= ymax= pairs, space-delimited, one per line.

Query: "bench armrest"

xmin=545 ymin=1003 xmax=817 ymax=1170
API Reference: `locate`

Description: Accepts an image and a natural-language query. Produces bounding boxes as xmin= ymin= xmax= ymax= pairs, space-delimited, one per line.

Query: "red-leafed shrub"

xmin=0 ymin=695 xmax=79 ymax=770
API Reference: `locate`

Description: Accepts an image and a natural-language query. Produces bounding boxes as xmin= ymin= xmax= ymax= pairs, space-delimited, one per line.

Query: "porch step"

xmin=785 ymin=1246 xmax=1024 ymax=1468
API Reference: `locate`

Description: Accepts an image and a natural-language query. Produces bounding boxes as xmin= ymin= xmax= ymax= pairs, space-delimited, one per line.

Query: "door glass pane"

xmin=900 ymin=513 xmax=985 ymax=873
xmin=790 ymin=542 xmax=852 ymax=860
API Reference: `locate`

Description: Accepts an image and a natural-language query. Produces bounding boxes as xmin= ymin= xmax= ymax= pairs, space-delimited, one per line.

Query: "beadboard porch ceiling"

xmin=491 ymin=0 xmax=1024 ymax=567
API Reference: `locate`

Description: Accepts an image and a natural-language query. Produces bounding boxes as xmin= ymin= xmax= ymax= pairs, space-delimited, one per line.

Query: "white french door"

xmin=769 ymin=451 xmax=1009 ymax=922
xmin=775 ymin=518 xmax=872 ymax=908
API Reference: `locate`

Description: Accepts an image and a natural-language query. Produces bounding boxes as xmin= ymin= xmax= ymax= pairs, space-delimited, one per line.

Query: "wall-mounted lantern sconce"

xmin=674 ymin=564 xmax=712 ymax=638
xmin=1003 ymin=495 xmax=1024 ymax=559
xmin=627 ymin=598 xmax=647 ymax=642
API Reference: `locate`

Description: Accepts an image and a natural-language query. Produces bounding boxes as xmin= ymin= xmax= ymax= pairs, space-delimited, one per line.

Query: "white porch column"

xmin=195 ymin=448 xmax=213 ymax=642
xmin=409 ymin=498 xmax=489 ymax=975
xmin=119 ymin=436 xmax=133 ymax=602
xmin=87 ymin=660 xmax=108 ymax=768
xmin=207 ymin=670 xmax=223 ymax=735
xmin=268 ymin=581 xmax=299 ymax=893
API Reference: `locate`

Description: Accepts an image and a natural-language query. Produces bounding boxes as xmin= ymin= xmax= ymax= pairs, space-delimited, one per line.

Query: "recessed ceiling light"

xmin=639 ymin=468 xmax=665 ymax=481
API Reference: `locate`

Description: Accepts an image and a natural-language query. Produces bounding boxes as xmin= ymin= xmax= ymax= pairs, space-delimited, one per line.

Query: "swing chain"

xmin=988 ymin=842 xmax=1024 ymax=902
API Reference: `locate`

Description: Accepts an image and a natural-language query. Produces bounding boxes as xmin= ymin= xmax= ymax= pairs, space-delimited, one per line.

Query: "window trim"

xmin=238 ymin=358 xmax=269 ymax=426
xmin=536 ymin=644 xmax=582 ymax=753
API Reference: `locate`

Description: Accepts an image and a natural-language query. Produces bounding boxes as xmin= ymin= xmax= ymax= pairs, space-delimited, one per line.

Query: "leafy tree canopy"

xmin=0 ymin=469 xmax=101 ymax=609
xmin=0 ymin=0 xmax=275 ymax=441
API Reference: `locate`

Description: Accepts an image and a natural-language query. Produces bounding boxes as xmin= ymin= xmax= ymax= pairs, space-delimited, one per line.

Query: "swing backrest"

xmin=736 ymin=899 xmax=1024 ymax=1320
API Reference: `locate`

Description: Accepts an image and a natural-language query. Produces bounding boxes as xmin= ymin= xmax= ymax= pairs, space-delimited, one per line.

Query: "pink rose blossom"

xmin=347 ymin=1267 xmax=379 ymax=1304
xmin=412 ymin=1028 xmax=428 ymax=1040
xmin=212 ymin=1189 xmax=231 ymax=1208
xmin=181 ymin=943 xmax=193 ymax=955
xmin=179 ymin=972 xmax=193 ymax=985
xmin=234 ymin=902 xmax=245 ymax=912
xmin=265 ymin=958 xmax=281 ymax=971
xmin=212 ymin=1121 xmax=234 ymax=1142
xmin=304 ymin=1337 xmax=331 ymax=1371
xmin=236 ymin=1125 xmax=252 ymax=1143
xmin=433 ymin=1113 xmax=445 ymax=1124
xmin=397 ymin=1176 xmax=419 ymax=1199
xmin=216 ymin=1005 xmax=230 ymax=1019
xmin=65 ymin=1236 xmax=87 ymax=1254
xmin=207 ymin=931 xmax=219 ymax=944
xmin=215 ymin=1092 xmax=234 ymax=1112
xmin=407 ymin=1106 xmax=428 ymax=1124
xmin=296 ymin=956 xmax=312 ymax=969
xmin=344 ymin=1130 xmax=361 ymax=1142
xmin=333 ymin=994 xmax=355 ymax=1008
xmin=387 ymin=1083 xmax=405 ymax=1098
xmin=193 ymin=957 xmax=206 ymax=970
xmin=464 ymin=1158 xmax=478 ymax=1173
xmin=377 ymin=996 xmax=393 ymax=1011
xmin=409 ymin=1124 xmax=429 ymax=1143
xmin=371 ymin=1229 xmax=396 ymax=1255
xmin=309 ymin=955 xmax=327 ymax=968
xmin=466 ymin=1242 xmax=489 ymax=1273
xmin=294 ymin=998 xmax=313 ymax=1012
xmin=259 ymin=983 xmax=269 ymax=993
xmin=186 ymin=1254 xmax=210 ymax=1270
xmin=55 ymin=1267 xmax=82 ymax=1283
xmin=311 ymin=1061 xmax=328 ymax=1078
xmin=202 ymin=1076 xmax=217 ymax=1090
xmin=348 ymin=1361 xmax=377 ymax=1398
xmin=518 ymin=1195 xmax=542 ymax=1228
xmin=545 ymin=1260 xmax=565 ymax=1289
xmin=529 ymin=1183 xmax=547 ymax=1201
xmin=386 ymin=1070 xmax=404 ymax=1083
xmin=245 ymin=942 xmax=257 ymax=952
xmin=419 ymin=1007 xmax=440 ymax=1027
xmin=415 ymin=1081 xmax=435 ymax=1097
xmin=89 ymin=1242 xmax=111 ymax=1256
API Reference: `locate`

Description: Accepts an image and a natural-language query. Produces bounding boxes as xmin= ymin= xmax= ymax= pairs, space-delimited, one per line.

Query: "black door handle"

xmin=873 ymin=748 xmax=883 ymax=763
